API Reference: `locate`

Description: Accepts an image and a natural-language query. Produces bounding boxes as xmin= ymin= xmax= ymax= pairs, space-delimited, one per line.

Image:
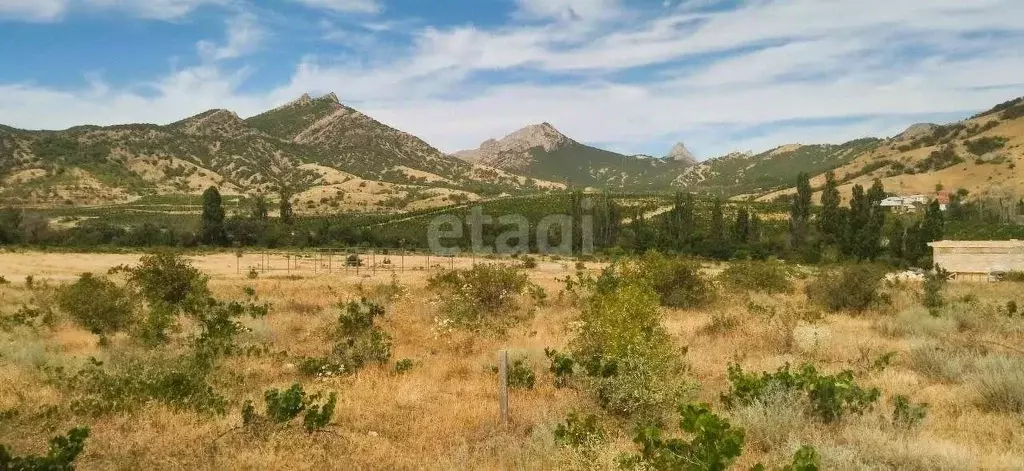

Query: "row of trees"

xmin=788 ymin=172 xmax=944 ymax=267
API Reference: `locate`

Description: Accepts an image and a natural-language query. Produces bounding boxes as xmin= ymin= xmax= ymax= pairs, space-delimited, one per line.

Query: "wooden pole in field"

xmin=498 ymin=350 xmax=509 ymax=426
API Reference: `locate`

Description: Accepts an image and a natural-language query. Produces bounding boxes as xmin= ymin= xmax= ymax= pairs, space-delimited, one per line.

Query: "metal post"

xmin=498 ymin=350 xmax=509 ymax=426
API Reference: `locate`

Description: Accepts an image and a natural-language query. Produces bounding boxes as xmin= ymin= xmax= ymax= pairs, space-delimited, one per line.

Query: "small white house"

xmin=880 ymin=195 xmax=929 ymax=211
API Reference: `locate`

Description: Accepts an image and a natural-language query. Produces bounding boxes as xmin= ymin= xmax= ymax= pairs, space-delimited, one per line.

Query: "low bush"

xmin=299 ymin=299 xmax=392 ymax=377
xmin=0 ymin=427 xmax=90 ymax=469
xmin=806 ymin=264 xmax=887 ymax=312
xmin=554 ymin=412 xmax=605 ymax=448
xmin=57 ymin=273 xmax=137 ymax=340
xmin=721 ymin=363 xmax=880 ymax=423
xmin=394 ymin=358 xmax=414 ymax=374
xmin=545 ymin=348 xmax=575 ymax=388
xmin=630 ymin=252 xmax=716 ymax=308
xmin=60 ymin=355 xmax=227 ymax=416
xmin=521 ymin=255 xmax=537 ymax=269
xmin=973 ymin=355 xmax=1024 ymax=414
xmin=242 ymin=383 xmax=337 ymax=433
xmin=428 ymin=264 xmax=539 ymax=330
xmin=507 ymin=357 xmax=536 ymax=390
xmin=892 ymin=395 xmax=928 ymax=429
xmin=111 ymin=251 xmax=210 ymax=316
xmin=719 ymin=260 xmax=794 ymax=294
xmin=619 ymin=403 xmax=745 ymax=470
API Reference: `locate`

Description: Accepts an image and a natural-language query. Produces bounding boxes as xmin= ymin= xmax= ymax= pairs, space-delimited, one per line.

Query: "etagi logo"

xmin=427 ymin=199 xmax=595 ymax=256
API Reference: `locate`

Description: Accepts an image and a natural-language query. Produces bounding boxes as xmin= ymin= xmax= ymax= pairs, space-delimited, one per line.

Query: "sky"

xmin=1 ymin=0 xmax=1023 ymax=160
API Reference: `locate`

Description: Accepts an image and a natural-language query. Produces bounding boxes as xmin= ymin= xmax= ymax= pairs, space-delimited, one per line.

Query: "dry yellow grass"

xmin=0 ymin=252 xmax=1022 ymax=469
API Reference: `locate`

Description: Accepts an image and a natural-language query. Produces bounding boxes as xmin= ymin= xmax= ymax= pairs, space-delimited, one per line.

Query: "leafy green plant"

xmin=299 ymin=299 xmax=392 ymax=377
xmin=892 ymin=395 xmax=928 ymax=429
xmin=61 ymin=355 xmax=227 ymax=416
xmin=719 ymin=260 xmax=794 ymax=294
xmin=752 ymin=445 xmax=822 ymax=471
xmin=394 ymin=358 xmax=414 ymax=374
xmin=521 ymin=255 xmax=537 ymax=269
xmin=507 ymin=357 xmax=536 ymax=390
xmin=427 ymin=264 xmax=539 ymax=330
xmin=721 ymin=363 xmax=880 ymax=423
xmin=554 ymin=412 xmax=605 ymax=448
xmin=570 ymin=266 xmax=690 ymax=421
xmin=545 ymin=348 xmax=575 ymax=388
xmin=111 ymin=251 xmax=210 ymax=316
xmin=923 ymin=268 xmax=950 ymax=316
xmin=57 ymin=273 xmax=137 ymax=341
xmin=0 ymin=427 xmax=90 ymax=470
xmin=242 ymin=383 xmax=337 ymax=433
xmin=619 ymin=403 xmax=745 ymax=471
xmin=631 ymin=252 xmax=716 ymax=308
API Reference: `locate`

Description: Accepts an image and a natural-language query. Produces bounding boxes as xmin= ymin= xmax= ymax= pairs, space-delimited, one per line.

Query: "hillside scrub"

xmin=2 ymin=252 xmax=1024 ymax=468
xmin=427 ymin=263 xmax=541 ymax=330
xmin=719 ymin=260 xmax=794 ymax=294
xmin=57 ymin=273 xmax=137 ymax=340
xmin=626 ymin=252 xmax=717 ymax=308
xmin=806 ymin=264 xmax=888 ymax=312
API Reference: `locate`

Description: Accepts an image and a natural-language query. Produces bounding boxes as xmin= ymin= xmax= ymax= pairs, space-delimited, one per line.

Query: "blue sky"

xmin=1 ymin=0 xmax=1023 ymax=159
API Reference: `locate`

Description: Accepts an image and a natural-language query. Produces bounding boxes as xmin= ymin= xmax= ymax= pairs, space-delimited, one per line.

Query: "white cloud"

xmin=285 ymin=0 xmax=380 ymax=14
xmin=0 ymin=0 xmax=67 ymax=21
xmin=514 ymin=0 xmax=622 ymax=22
xmin=0 ymin=0 xmax=226 ymax=21
xmin=2 ymin=0 xmax=1024 ymax=159
xmin=197 ymin=12 xmax=264 ymax=62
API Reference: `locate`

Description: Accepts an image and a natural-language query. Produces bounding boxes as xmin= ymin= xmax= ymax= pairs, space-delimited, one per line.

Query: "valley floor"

xmin=0 ymin=252 xmax=1022 ymax=469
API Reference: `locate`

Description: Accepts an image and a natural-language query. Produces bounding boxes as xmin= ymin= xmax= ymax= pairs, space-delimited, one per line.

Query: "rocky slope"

xmin=454 ymin=123 xmax=687 ymax=188
xmin=757 ymin=97 xmax=1024 ymax=202
xmin=664 ymin=142 xmax=698 ymax=165
xmin=0 ymin=93 xmax=539 ymax=208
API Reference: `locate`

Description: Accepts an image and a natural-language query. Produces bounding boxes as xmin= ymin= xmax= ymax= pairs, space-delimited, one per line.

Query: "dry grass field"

xmin=0 ymin=251 xmax=1022 ymax=470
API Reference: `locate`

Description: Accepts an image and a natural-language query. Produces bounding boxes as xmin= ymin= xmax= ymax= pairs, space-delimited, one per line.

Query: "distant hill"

xmin=0 ymin=93 xmax=548 ymax=210
xmin=453 ymin=122 xmax=692 ymax=188
xmin=757 ymin=97 xmax=1024 ymax=203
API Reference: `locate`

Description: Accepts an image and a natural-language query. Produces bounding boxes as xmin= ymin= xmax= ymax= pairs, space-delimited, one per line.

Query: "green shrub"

xmin=299 ymin=299 xmax=392 ymax=377
xmin=111 ymin=251 xmax=210 ymax=315
xmin=427 ymin=264 xmax=538 ymax=330
xmin=554 ymin=412 xmax=605 ymax=448
xmin=806 ymin=264 xmax=887 ymax=312
xmin=521 ymin=255 xmax=537 ymax=269
xmin=892 ymin=395 xmax=928 ymax=429
xmin=57 ymin=273 xmax=137 ymax=339
xmin=619 ymin=403 xmax=745 ymax=471
xmin=62 ymin=355 xmax=227 ymax=416
xmin=721 ymin=363 xmax=880 ymax=423
xmin=571 ymin=268 xmax=689 ymax=421
xmin=964 ymin=136 xmax=1008 ymax=156
xmin=394 ymin=358 xmax=414 ymax=374
xmin=922 ymin=268 xmax=950 ymax=316
xmin=507 ymin=357 xmax=536 ymax=390
xmin=0 ymin=275 xmax=7 ymax=285
xmin=1002 ymin=271 xmax=1024 ymax=283
xmin=0 ymin=427 xmax=89 ymax=470
xmin=630 ymin=252 xmax=716 ymax=308
xmin=719 ymin=260 xmax=794 ymax=294
xmin=242 ymin=383 xmax=337 ymax=433
xmin=0 ymin=305 xmax=55 ymax=332
xmin=545 ymin=348 xmax=575 ymax=388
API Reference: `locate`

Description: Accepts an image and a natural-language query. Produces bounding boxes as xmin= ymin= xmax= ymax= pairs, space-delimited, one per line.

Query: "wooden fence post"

xmin=498 ymin=350 xmax=509 ymax=426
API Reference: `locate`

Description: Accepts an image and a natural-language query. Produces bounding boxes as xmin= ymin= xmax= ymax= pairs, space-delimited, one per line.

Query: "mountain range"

xmin=1 ymin=93 xmax=1022 ymax=212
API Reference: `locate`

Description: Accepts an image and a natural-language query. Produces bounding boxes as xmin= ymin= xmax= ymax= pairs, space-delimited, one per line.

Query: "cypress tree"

xmin=279 ymin=191 xmax=294 ymax=225
xmin=732 ymin=206 xmax=751 ymax=244
xmin=788 ymin=172 xmax=812 ymax=250
xmin=200 ymin=186 xmax=226 ymax=245
xmin=819 ymin=171 xmax=842 ymax=245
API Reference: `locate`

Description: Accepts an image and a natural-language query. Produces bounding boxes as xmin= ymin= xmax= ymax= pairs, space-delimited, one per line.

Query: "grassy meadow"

xmin=0 ymin=251 xmax=1022 ymax=470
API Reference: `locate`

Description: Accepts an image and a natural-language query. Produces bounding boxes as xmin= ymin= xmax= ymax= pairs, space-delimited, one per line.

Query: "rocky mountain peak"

xmin=452 ymin=122 xmax=574 ymax=168
xmin=318 ymin=92 xmax=340 ymax=104
xmin=665 ymin=142 xmax=698 ymax=164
